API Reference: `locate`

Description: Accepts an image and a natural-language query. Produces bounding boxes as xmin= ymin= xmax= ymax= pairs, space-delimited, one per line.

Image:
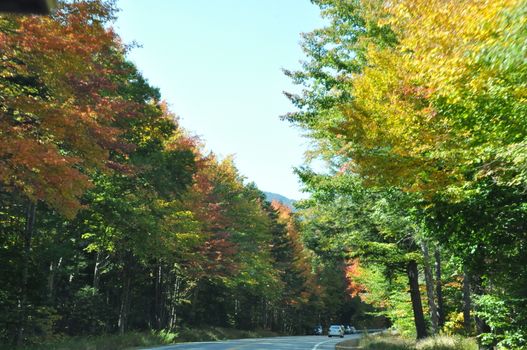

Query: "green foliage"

xmin=287 ymin=0 xmax=527 ymax=345
xmin=296 ymin=170 xmax=429 ymax=331
xmin=0 ymin=1 xmax=338 ymax=346
xmin=59 ymin=287 xmax=110 ymax=335
xmin=475 ymin=295 xmax=527 ymax=349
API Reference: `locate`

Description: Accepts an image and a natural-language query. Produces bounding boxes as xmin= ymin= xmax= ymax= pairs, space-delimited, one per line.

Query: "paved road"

xmin=143 ymin=334 xmax=361 ymax=350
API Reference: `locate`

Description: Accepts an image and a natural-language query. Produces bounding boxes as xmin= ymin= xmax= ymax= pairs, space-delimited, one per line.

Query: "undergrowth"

xmin=0 ymin=327 xmax=279 ymax=350
xmin=337 ymin=334 xmax=477 ymax=350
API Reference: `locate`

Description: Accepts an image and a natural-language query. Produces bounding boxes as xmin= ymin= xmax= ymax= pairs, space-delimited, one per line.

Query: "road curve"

xmin=142 ymin=334 xmax=362 ymax=350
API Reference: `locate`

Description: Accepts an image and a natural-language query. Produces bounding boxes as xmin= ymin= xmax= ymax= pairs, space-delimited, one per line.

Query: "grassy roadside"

xmin=0 ymin=327 xmax=281 ymax=350
xmin=336 ymin=334 xmax=477 ymax=350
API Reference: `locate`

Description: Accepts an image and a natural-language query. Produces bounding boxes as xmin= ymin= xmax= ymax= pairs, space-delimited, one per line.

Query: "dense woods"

xmin=0 ymin=1 xmax=364 ymax=347
xmin=287 ymin=0 xmax=527 ymax=349
xmin=1 ymin=0 xmax=526 ymax=349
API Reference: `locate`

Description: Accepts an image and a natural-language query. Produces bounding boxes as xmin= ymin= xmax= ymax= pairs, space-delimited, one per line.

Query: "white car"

xmin=328 ymin=324 xmax=344 ymax=338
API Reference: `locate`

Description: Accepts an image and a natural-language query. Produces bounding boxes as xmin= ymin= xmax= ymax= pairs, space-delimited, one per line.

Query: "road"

xmin=143 ymin=334 xmax=361 ymax=350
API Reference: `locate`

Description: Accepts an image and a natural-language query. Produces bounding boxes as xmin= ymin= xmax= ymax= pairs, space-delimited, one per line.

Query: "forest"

xmin=286 ymin=0 xmax=527 ymax=349
xmin=0 ymin=1 xmax=367 ymax=347
xmin=0 ymin=0 xmax=526 ymax=349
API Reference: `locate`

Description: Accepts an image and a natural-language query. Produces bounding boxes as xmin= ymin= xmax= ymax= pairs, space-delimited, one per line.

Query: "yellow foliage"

xmin=338 ymin=0 xmax=525 ymax=195
xmin=384 ymin=0 xmax=521 ymax=97
xmin=444 ymin=312 xmax=466 ymax=335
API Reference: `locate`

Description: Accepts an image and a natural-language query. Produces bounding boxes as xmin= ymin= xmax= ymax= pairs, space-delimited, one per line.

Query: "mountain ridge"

xmin=263 ymin=191 xmax=296 ymax=210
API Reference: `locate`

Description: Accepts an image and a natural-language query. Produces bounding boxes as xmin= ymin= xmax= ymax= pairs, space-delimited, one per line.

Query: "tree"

xmin=296 ymin=170 xmax=428 ymax=338
xmin=0 ymin=1 xmax=138 ymax=215
xmin=286 ymin=0 xmax=527 ymax=343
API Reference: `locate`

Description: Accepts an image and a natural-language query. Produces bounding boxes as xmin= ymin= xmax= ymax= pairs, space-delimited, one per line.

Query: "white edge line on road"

xmin=141 ymin=340 xmax=226 ymax=350
xmin=312 ymin=338 xmax=337 ymax=350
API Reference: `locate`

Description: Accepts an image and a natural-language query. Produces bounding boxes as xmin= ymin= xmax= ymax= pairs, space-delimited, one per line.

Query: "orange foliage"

xmin=0 ymin=1 xmax=140 ymax=217
xmin=272 ymin=200 xmax=319 ymax=301
xmin=345 ymin=259 xmax=366 ymax=297
xmin=183 ymin=153 xmax=241 ymax=277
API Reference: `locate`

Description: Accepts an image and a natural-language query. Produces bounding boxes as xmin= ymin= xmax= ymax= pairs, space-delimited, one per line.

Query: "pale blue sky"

xmin=114 ymin=1 xmax=323 ymax=200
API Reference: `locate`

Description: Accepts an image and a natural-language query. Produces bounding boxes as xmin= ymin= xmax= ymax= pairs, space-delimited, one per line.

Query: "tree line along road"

xmin=142 ymin=334 xmax=362 ymax=350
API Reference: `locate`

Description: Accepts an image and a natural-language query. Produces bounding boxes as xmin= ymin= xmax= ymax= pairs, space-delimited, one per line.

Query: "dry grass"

xmin=336 ymin=334 xmax=477 ymax=350
xmin=416 ymin=335 xmax=477 ymax=350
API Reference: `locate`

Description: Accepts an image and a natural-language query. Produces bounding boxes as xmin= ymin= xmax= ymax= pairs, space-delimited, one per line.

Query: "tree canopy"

xmin=286 ymin=0 xmax=527 ymax=347
xmin=0 ymin=1 xmax=366 ymax=346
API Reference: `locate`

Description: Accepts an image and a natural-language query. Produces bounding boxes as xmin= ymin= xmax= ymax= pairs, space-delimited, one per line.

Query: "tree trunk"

xmin=118 ymin=254 xmax=132 ymax=335
xmin=263 ymin=298 xmax=268 ymax=330
xmin=93 ymin=251 xmax=101 ymax=290
xmin=463 ymin=267 xmax=472 ymax=334
xmin=475 ymin=312 xmax=492 ymax=350
xmin=434 ymin=248 xmax=445 ymax=328
xmin=234 ymin=296 xmax=240 ymax=328
xmin=47 ymin=257 xmax=62 ymax=303
xmin=168 ymin=274 xmax=182 ymax=331
xmin=154 ymin=262 xmax=163 ymax=330
xmin=189 ymin=280 xmax=201 ymax=324
xmin=15 ymin=200 xmax=37 ymax=346
xmin=421 ymin=241 xmax=439 ymax=334
xmin=407 ymin=260 xmax=428 ymax=340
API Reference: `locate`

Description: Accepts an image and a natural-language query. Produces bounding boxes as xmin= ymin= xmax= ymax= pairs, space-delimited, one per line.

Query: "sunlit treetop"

xmin=289 ymin=0 xmax=527 ymax=199
xmin=0 ymin=0 xmax=140 ymax=216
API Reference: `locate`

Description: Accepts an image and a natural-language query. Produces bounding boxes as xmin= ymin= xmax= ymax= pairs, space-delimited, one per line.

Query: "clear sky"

xmin=114 ymin=1 xmax=323 ymax=200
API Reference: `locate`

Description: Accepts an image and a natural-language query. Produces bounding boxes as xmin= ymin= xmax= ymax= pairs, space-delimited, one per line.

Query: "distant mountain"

xmin=263 ymin=192 xmax=296 ymax=210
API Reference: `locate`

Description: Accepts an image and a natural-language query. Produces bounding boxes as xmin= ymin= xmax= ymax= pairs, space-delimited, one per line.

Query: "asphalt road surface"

xmin=143 ymin=334 xmax=361 ymax=350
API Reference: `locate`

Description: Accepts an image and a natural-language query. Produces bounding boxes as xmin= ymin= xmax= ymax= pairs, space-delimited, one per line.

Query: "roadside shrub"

xmin=443 ymin=312 xmax=466 ymax=335
xmin=359 ymin=334 xmax=477 ymax=350
xmin=476 ymin=294 xmax=527 ymax=350
xmin=57 ymin=286 xmax=112 ymax=335
xmin=416 ymin=335 xmax=477 ymax=350
xmin=360 ymin=334 xmax=414 ymax=350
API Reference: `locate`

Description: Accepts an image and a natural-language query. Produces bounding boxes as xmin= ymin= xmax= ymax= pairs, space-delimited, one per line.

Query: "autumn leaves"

xmin=287 ymin=0 xmax=527 ymax=346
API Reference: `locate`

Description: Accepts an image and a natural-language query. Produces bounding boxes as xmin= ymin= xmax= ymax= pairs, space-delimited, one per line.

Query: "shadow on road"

xmin=335 ymin=338 xmax=360 ymax=349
